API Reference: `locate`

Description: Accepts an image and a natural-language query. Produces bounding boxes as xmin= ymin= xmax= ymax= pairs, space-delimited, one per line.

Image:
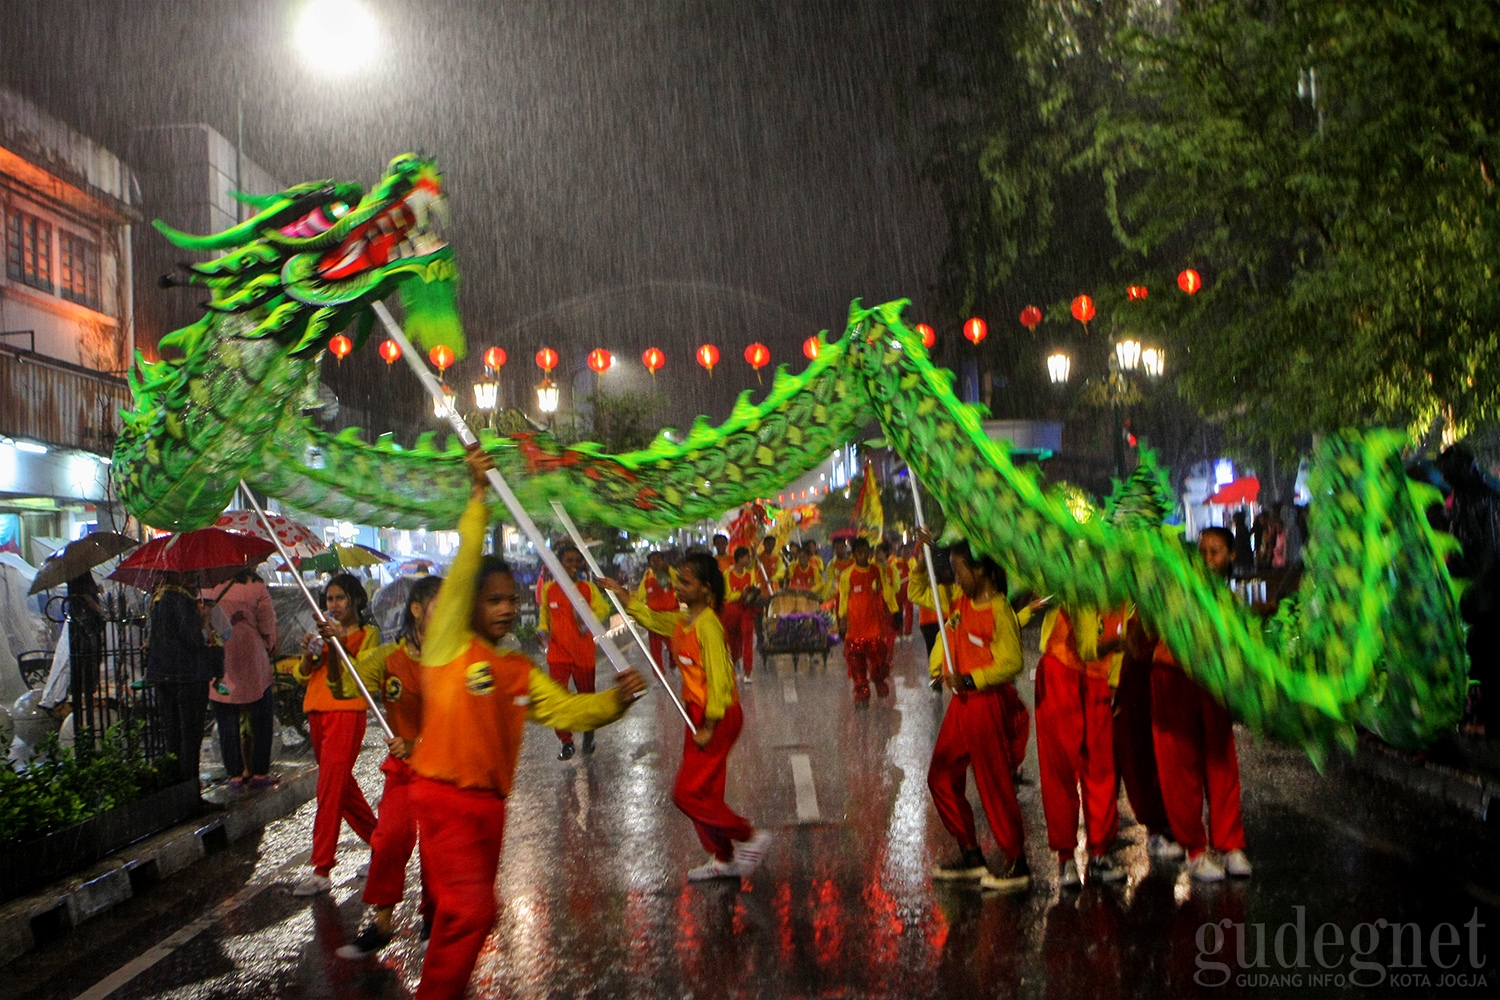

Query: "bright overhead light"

xmin=14 ymin=441 xmax=47 ymax=455
xmin=295 ymin=0 xmax=379 ymax=75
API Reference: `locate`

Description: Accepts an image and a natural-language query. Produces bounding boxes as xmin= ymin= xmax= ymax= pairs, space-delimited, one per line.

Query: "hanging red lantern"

xmin=535 ymin=347 xmax=558 ymax=373
xmin=963 ymin=317 xmax=988 ymax=345
xmin=1071 ymin=295 xmax=1096 ymax=324
xmin=428 ymin=344 xmax=455 ymax=375
xmin=587 ymin=348 xmax=613 ymax=374
xmin=744 ymin=342 xmax=770 ymax=383
xmin=1019 ymin=305 xmax=1042 ymax=331
xmin=483 ymin=346 xmax=507 ymax=371
xmin=697 ymin=343 xmax=720 ymax=376
xmin=642 ymin=347 xmax=664 ymax=379
xmin=378 ymin=339 xmax=401 ymax=366
xmin=802 ymin=336 xmax=821 ymax=361
xmin=327 ymin=333 xmax=353 ymax=363
xmin=1177 ymin=268 xmax=1202 ymax=294
xmin=1127 ymin=285 xmax=1149 ymax=301
xmin=916 ymin=323 xmax=936 ymax=349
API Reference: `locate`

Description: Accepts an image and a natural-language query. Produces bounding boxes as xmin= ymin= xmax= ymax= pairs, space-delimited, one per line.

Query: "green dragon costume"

xmin=115 ymin=156 xmax=1468 ymax=758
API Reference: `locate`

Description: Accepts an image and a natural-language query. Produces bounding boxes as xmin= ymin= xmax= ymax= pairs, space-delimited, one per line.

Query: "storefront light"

xmin=14 ymin=440 xmax=47 ymax=455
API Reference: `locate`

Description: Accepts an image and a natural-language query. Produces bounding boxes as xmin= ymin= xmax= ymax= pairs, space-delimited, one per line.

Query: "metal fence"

xmin=53 ymin=588 xmax=168 ymax=761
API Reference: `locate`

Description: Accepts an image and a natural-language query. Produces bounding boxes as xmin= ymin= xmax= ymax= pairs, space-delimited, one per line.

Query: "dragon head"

xmin=154 ymin=153 xmax=463 ymax=358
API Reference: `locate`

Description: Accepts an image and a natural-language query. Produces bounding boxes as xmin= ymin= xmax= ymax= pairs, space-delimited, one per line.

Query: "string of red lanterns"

xmin=378 ymin=339 xmax=401 ymax=366
xmin=428 ymin=344 xmax=455 ymax=376
xmin=802 ymin=336 xmax=821 ymax=361
xmin=963 ymin=317 xmax=988 ymax=345
xmin=697 ymin=343 xmax=720 ymax=377
xmin=482 ymin=346 xmax=507 ymax=372
xmin=1019 ymin=306 xmax=1042 ymax=331
xmin=1070 ymin=294 xmax=1096 ymax=325
xmin=1178 ymin=268 xmax=1202 ymax=294
xmin=916 ymin=323 xmax=936 ymax=349
xmin=535 ymin=347 xmax=558 ymax=374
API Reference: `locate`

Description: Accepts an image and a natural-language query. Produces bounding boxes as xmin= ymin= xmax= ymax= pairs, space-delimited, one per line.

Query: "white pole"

xmin=239 ymin=483 xmax=394 ymax=740
xmin=549 ymin=501 xmax=695 ymax=731
xmin=910 ymin=477 xmax=957 ymax=683
xmin=371 ymin=303 xmax=637 ymax=685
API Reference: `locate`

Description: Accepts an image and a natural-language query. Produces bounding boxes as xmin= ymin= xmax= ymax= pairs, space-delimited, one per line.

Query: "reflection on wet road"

xmin=11 ymin=634 xmax=1498 ymax=999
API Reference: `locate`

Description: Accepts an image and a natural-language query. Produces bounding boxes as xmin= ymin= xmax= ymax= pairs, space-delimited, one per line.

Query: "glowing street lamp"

xmin=1047 ymin=351 xmax=1072 ymax=385
xmin=295 ymin=0 xmax=380 ymax=74
xmin=1142 ymin=346 xmax=1166 ymax=378
xmin=1114 ymin=338 xmax=1142 ymax=373
xmin=536 ymin=377 xmax=560 ymax=415
xmin=473 ymin=378 xmax=499 ymax=411
xmin=433 ymin=383 xmax=457 ymax=419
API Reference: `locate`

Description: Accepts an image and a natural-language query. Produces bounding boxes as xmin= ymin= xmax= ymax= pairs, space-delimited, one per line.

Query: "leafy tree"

xmin=928 ymin=0 xmax=1500 ymax=453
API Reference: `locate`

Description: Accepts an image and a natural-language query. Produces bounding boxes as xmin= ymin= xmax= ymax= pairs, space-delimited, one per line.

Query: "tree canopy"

xmin=928 ymin=0 xmax=1500 ymax=451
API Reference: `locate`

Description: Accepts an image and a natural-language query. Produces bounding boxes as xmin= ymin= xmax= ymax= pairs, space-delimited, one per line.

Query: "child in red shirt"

xmin=838 ymin=537 xmax=898 ymax=702
xmin=634 ymin=550 xmax=680 ymax=672
xmin=722 ymin=546 xmax=760 ymax=681
xmin=536 ymin=542 xmax=614 ymax=759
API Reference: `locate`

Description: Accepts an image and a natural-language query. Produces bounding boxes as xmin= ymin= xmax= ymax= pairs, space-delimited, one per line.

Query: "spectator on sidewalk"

xmin=208 ymin=569 xmax=278 ymax=790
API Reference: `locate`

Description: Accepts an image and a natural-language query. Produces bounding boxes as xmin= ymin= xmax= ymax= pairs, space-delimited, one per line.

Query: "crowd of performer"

xmin=276 ymin=448 xmax=1251 ymax=998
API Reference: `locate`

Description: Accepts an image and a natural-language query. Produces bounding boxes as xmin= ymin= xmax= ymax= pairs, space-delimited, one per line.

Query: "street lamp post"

xmin=1045 ymin=336 xmax=1163 ymax=480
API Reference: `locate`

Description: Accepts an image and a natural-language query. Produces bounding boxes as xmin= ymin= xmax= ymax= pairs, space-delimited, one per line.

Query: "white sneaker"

xmin=1223 ymin=849 xmax=1252 ymax=877
xmin=732 ymin=830 xmax=773 ymax=875
xmin=1187 ymin=852 xmax=1225 ymax=882
xmin=292 ymin=874 xmax=332 ymax=896
xmin=687 ymin=858 xmax=741 ymax=882
xmin=1059 ymin=858 xmax=1081 ymax=887
xmin=741 ymin=673 xmax=753 ymax=685
xmin=1148 ymin=834 xmax=1185 ymax=861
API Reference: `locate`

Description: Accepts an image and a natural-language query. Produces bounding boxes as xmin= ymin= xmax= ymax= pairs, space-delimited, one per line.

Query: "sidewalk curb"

xmin=0 ymin=766 xmax=317 ymax=968
xmin=1346 ymin=741 xmax=1496 ymax=823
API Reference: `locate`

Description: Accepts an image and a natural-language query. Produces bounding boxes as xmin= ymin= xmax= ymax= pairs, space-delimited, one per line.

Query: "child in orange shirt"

xmin=337 ymin=574 xmax=442 ymax=959
xmin=293 ymin=573 xmax=380 ymax=896
xmin=838 ymin=537 xmax=898 ymax=702
xmin=605 ymin=553 xmax=772 ymax=883
xmin=410 ymin=450 xmax=644 ymax=1000
xmin=536 ymin=542 xmax=614 ymax=759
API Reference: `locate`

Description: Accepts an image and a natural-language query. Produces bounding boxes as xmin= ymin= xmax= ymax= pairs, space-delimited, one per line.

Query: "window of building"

xmin=5 ymin=210 xmax=52 ymax=293
xmin=59 ymin=231 xmax=101 ymax=311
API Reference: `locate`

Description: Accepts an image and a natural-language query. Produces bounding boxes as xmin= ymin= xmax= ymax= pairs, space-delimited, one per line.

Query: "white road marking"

xmin=782 ymin=674 xmax=799 ymax=703
xmin=790 ymin=753 xmax=820 ymax=822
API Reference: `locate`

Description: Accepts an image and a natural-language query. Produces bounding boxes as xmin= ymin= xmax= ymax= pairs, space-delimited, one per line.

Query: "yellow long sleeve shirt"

xmin=624 ymin=597 xmax=737 ymax=721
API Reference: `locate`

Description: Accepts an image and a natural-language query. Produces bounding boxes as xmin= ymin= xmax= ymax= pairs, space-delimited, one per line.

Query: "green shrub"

xmin=0 ymin=723 xmax=173 ymax=847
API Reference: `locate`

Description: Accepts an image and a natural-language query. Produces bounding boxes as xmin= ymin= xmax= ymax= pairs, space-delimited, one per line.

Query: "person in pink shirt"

xmin=206 ymin=569 xmax=278 ymax=789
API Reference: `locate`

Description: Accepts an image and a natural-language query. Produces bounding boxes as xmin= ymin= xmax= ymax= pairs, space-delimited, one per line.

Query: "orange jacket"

xmin=537 ymin=579 xmax=611 ymax=666
xmin=838 ymin=563 xmax=897 ymax=641
xmin=300 ymin=624 xmax=380 ymax=714
xmin=625 ymin=599 xmax=737 ymax=720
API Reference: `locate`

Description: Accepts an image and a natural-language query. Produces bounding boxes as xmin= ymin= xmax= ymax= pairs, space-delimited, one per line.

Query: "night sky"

xmin=0 ymin=0 xmax=947 ymax=431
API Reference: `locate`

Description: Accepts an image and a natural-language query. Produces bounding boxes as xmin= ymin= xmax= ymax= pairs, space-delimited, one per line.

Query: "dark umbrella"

xmin=28 ymin=532 xmax=141 ymax=595
xmin=108 ymin=528 xmax=276 ymax=591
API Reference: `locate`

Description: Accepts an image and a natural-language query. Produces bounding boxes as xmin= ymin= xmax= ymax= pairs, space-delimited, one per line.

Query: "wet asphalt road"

xmin=7 ymin=631 xmax=1499 ymax=1000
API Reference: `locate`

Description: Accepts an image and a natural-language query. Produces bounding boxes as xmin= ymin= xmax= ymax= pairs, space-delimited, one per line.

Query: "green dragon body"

xmin=116 ymin=157 xmax=1469 ymax=757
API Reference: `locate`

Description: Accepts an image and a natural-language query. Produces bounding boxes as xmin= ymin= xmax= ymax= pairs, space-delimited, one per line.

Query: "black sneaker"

xmin=336 ymin=924 xmax=393 ymax=960
xmin=980 ymin=853 xmax=1032 ymax=893
xmin=559 ymin=743 xmax=575 ymax=761
xmin=931 ymin=847 xmax=987 ymax=881
xmin=1087 ymin=854 xmax=1128 ymax=884
xmin=582 ymin=732 xmax=595 ymax=755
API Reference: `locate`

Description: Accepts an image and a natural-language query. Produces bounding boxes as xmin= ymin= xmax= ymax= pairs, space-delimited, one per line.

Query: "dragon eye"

xmin=328 ymin=202 xmax=349 ymax=218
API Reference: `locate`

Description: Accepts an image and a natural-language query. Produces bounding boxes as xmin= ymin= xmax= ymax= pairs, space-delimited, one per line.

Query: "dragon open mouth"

xmin=317 ymin=178 xmax=449 ymax=281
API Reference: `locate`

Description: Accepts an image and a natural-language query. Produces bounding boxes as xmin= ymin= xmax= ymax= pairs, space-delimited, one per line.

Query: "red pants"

xmin=674 ymin=702 xmax=752 ymax=861
xmin=927 ymin=683 xmax=1029 ymax=861
xmin=1113 ymin=652 xmax=1171 ymax=836
xmin=308 ymin=710 xmax=377 ymax=874
xmin=650 ymin=632 xmax=671 ymax=675
xmin=844 ymin=636 xmax=890 ymax=700
xmin=721 ymin=603 xmax=755 ymax=675
xmin=548 ymin=656 xmax=597 ymax=744
xmin=412 ymin=776 xmax=507 ymax=1000
xmin=363 ymin=757 xmax=432 ymax=922
xmin=1150 ymin=665 xmax=1246 ymax=853
xmin=1035 ymin=654 xmax=1119 ymax=857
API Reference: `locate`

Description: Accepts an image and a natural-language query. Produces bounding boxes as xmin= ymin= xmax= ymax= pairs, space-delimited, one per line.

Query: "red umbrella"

xmin=1210 ymin=476 xmax=1260 ymax=507
xmin=108 ymin=528 xmax=276 ymax=591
